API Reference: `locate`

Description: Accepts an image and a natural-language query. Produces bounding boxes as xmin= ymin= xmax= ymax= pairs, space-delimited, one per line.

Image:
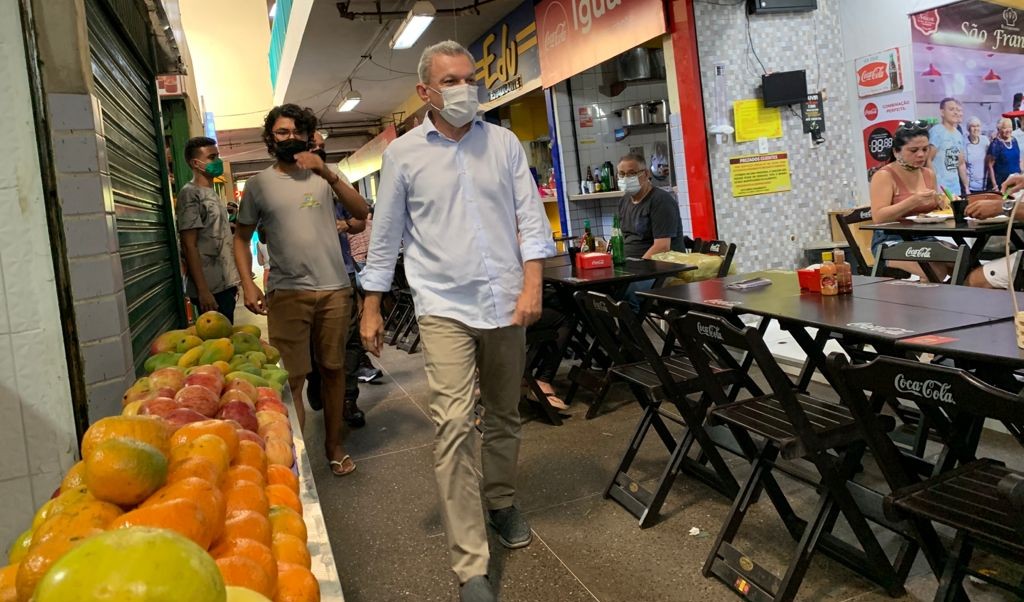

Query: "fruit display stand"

xmin=284 ymin=385 xmax=344 ymax=601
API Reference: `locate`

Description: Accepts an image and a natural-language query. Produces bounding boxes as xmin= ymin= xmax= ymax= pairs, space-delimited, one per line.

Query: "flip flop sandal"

xmin=329 ymin=455 xmax=356 ymax=477
xmin=525 ymin=389 xmax=569 ymax=411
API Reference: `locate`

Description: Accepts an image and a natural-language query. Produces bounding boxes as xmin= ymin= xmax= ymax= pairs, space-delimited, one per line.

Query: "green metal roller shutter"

xmin=85 ymin=0 xmax=186 ymax=374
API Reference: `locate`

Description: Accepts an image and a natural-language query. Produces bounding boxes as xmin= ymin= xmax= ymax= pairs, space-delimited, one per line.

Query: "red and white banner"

xmin=535 ymin=0 xmax=667 ymax=88
xmin=854 ymin=48 xmax=903 ymax=98
xmin=859 ymin=90 xmax=915 ymax=181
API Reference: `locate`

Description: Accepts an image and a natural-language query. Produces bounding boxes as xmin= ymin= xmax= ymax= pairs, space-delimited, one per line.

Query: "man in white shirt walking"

xmin=359 ymin=41 xmax=554 ymax=602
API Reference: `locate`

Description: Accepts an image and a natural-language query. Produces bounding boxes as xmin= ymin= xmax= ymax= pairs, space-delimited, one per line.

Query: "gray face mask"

xmin=428 ymin=84 xmax=479 ymax=127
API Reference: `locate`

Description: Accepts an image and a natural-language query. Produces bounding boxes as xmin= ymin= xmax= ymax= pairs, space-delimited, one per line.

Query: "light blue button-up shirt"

xmin=360 ymin=114 xmax=555 ymax=329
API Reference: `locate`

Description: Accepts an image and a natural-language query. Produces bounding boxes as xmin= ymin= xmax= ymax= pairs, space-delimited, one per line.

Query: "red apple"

xmin=220 ymin=389 xmax=255 ymax=409
xmin=225 ymin=378 xmax=258 ymax=401
xmin=152 ymin=386 xmax=177 ymax=400
xmin=174 ymin=385 xmax=220 ymax=417
xmin=218 ymin=401 xmax=258 ymax=432
xmin=149 ymin=367 xmax=186 ymax=392
xmin=184 ymin=372 xmax=224 ymax=396
xmin=187 ymin=364 xmax=224 ymax=379
xmin=235 ymin=429 xmax=266 ymax=449
xmin=255 ymin=387 xmax=281 ymax=404
xmin=140 ymin=397 xmax=177 ymax=418
xmin=256 ymin=399 xmax=288 ymax=416
xmin=163 ymin=407 xmax=207 ymax=431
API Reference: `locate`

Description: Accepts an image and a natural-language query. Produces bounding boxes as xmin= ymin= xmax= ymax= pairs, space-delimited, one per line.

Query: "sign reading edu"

xmin=469 ymin=1 xmax=540 ymax=104
xmin=535 ymin=0 xmax=667 ymax=88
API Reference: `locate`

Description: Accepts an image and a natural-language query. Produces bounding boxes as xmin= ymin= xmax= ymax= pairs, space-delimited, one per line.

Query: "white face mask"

xmin=429 ymin=84 xmax=479 ymax=128
xmin=618 ymin=176 xmax=642 ymax=194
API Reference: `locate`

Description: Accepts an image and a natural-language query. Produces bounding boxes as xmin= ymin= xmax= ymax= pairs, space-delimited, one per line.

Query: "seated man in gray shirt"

xmin=616 ymin=153 xmax=685 ymax=310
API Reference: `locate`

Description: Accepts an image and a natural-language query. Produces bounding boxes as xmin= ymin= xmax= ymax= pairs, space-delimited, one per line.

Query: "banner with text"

xmin=534 ymin=0 xmax=667 ymax=88
xmin=469 ymin=1 xmax=541 ymax=107
xmin=859 ymin=90 xmax=915 ymax=181
xmin=729 ymin=153 xmax=792 ymax=197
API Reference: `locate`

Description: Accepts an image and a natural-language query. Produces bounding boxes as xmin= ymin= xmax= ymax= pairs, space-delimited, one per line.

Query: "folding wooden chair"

xmin=836 ymin=207 xmax=876 ymax=276
xmin=830 ymin=354 xmax=1024 ymax=601
xmin=681 ymin=312 xmax=905 ymax=602
xmin=871 ymin=241 xmax=970 ymax=284
xmin=576 ymin=292 xmax=749 ymax=527
xmin=691 ymin=238 xmax=738 ymax=277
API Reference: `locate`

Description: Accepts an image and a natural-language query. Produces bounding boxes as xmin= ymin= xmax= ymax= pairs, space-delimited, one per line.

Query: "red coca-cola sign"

xmin=912 ymin=9 xmax=940 ymax=36
xmin=864 ymin=103 xmax=878 ymax=121
xmin=858 ymin=62 xmax=888 ymax=87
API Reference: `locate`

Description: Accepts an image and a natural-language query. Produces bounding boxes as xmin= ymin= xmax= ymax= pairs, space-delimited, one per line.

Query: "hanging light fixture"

xmin=390 ymin=1 xmax=436 ymax=50
xmin=337 ymin=84 xmax=362 ymax=112
xmin=922 ymin=63 xmax=942 ymax=78
xmin=983 ymin=68 xmax=1002 ymax=82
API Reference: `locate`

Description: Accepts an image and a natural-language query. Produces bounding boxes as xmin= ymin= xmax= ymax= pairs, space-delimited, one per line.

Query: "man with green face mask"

xmin=176 ymin=136 xmax=240 ymax=321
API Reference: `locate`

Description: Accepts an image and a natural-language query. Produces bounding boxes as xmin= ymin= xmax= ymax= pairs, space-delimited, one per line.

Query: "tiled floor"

xmin=284 ymin=343 xmax=1021 ymax=602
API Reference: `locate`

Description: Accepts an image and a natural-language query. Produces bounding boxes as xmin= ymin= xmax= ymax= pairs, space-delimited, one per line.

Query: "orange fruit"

xmin=7 ymin=529 xmax=32 ymax=565
xmin=32 ymin=488 xmax=93 ymax=530
xmin=225 ymin=482 xmax=269 ymax=516
xmin=234 ymin=440 xmax=267 ymax=474
xmin=265 ymin=465 xmax=299 ymax=495
xmin=15 ymin=537 xmax=83 ymax=602
xmin=84 ymin=438 xmax=168 ymax=506
xmin=31 ymin=500 xmax=122 ymax=547
xmin=169 ymin=433 xmax=231 ymax=476
xmin=223 ymin=465 xmax=266 ymax=491
xmin=211 ymin=539 xmax=276 ymax=593
xmin=167 ymin=455 xmax=225 ymax=486
xmin=59 ymin=462 xmax=87 ymax=493
xmin=264 ymin=438 xmax=293 ymax=468
xmin=1 ymin=563 xmax=17 ymax=602
xmin=110 ymin=497 xmax=211 ymax=549
xmin=80 ymin=415 xmax=171 ymax=459
xmin=268 ymin=506 xmax=307 ymax=542
xmin=217 ymin=510 xmax=272 ymax=548
xmin=271 ymin=533 xmax=310 ymax=569
xmin=274 ymin=561 xmax=319 ymax=602
xmin=216 ymin=555 xmax=275 ymax=599
xmin=171 ymin=420 xmax=240 ymax=461
xmin=142 ymin=477 xmax=225 ymax=542
xmin=265 ymin=484 xmax=301 ymax=516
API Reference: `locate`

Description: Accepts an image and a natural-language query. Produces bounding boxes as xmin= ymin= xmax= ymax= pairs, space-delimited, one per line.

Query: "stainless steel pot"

xmin=647 ymin=100 xmax=669 ymax=124
xmin=619 ymin=103 xmax=649 ymax=126
xmin=616 ymin=48 xmax=653 ymax=82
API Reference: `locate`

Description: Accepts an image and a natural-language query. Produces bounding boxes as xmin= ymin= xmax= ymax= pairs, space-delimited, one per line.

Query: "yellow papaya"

xmin=225 ymin=371 xmax=270 ymax=388
xmin=149 ymin=330 xmax=187 ymax=355
xmin=232 ymin=324 xmax=262 ymax=338
xmin=194 ymin=311 xmax=232 ymax=340
xmin=175 ymin=335 xmax=203 ymax=353
xmin=177 ymin=345 xmax=204 ymax=368
xmin=199 ymin=338 xmax=234 ymax=365
xmin=261 ymin=343 xmax=281 ymax=364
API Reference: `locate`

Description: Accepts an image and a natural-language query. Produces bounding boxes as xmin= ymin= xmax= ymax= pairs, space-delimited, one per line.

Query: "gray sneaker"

xmin=356 ymin=365 xmax=383 ymax=383
xmin=488 ymin=506 xmax=533 ymax=549
xmin=460 ymin=575 xmax=495 ymax=602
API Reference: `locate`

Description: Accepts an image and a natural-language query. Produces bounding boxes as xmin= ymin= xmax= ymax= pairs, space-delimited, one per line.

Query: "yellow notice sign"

xmin=733 ymin=99 xmax=782 ymax=142
xmin=729 ymin=153 xmax=792 ymax=197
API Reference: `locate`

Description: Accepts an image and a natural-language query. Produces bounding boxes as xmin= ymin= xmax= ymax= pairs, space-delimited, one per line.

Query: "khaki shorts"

xmin=267 ymin=288 xmax=353 ymax=376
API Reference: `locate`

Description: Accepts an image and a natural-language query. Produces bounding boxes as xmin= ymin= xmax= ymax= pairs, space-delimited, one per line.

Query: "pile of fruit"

xmin=1 ymin=312 xmax=320 ymax=602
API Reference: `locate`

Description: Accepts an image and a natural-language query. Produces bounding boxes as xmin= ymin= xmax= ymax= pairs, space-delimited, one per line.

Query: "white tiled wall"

xmin=0 ymin=0 xmax=78 ymax=547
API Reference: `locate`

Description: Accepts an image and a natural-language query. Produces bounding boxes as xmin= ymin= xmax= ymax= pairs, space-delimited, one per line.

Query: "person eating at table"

xmin=616 ymin=153 xmax=685 ymax=311
xmin=869 ymin=122 xmax=951 ymax=282
xmin=963 ymin=173 xmax=1024 ymax=288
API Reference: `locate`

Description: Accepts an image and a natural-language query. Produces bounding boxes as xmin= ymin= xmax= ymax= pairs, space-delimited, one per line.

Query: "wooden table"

xmin=860 ymin=218 xmax=1023 ymax=265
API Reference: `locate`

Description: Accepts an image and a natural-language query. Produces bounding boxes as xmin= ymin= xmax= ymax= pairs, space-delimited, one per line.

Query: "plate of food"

xmin=927 ymin=208 xmax=953 ymax=217
xmin=908 ymin=214 xmax=949 ymax=223
xmin=969 ymin=214 xmax=1009 ymax=225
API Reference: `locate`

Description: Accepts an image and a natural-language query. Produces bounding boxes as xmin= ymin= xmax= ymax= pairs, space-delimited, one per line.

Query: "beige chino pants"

xmin=417 ymin=315 xmax=526 ymax=583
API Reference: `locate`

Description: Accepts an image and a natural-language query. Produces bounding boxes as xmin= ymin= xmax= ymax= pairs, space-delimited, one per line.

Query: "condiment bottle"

xmin=835 ymin=248 xmax=853 ymax=294
xmin=819 ymin=251 xmax=838 ymax=296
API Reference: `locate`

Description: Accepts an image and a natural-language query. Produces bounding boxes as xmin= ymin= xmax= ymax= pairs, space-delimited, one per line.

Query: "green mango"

xmin=225 ymin=371 xmax=270 ymax=388
xmin=144 ymin=351 xmax=183 ymax=374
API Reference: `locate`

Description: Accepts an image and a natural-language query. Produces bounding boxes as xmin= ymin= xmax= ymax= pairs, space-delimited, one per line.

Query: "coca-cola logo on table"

xmin=864 ymin=103 xmax=878 ymax=121
xmin=858 ymin=62 xmax=888 ymax=87
xmin=894 ymin=374 xmax=954 ymax=404
xmin=913 ymin=9 xmax=941 ymax=36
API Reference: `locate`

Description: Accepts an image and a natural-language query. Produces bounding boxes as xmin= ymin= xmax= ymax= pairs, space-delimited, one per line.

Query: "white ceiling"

xmin=282 ymin=0 xmax=523 ymax=127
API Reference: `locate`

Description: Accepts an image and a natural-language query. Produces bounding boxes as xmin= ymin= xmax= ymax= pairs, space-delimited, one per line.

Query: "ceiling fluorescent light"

xmin=390 ymin=1 xmax=436 ymax=50
xmin=337 ymin=89 xmax=362 ymax=112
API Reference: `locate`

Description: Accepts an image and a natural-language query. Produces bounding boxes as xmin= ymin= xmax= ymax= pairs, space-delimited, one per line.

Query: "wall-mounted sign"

xmin=733 ymin=99 xmax=782 ymax=142
xmin=854 ymin=48 xmax=903 ymax=98
xmin=578 ymin=107 xmax=593 ymax=128
xmin=912 ymin=1 xmax=1024 ymax=54
xmin=801 ymin=93 xmax=826 ymax=134
xmin=729 ymin=153 xmax=792 ymax=198
xmin=859 ymin=90 xmax=914 ymax=181
xmin=338 ymin=125 xmax=398 ymax=184
xmin=534 ymin=0 xmax=667 ymax=88
xmin=156 ymin=75 xmax=186 ymax=98
xmin=469 ymin=1 xmax=540 ymax=105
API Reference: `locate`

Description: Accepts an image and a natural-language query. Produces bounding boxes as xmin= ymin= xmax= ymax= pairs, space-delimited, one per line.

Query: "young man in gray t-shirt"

xmin=234 ymin=104 xmax=369 ymax=477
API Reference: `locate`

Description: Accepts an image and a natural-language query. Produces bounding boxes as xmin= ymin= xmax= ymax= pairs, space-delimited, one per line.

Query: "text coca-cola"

xmin=695 ymin=322 xmax=724 ymax=341
xmin=894 ymin=374 xmax=954 ymax=404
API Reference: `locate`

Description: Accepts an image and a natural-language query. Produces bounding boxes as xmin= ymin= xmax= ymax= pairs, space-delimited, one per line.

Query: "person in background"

xmin=987 ymin=117 xmax=1022 ymax=191
xmin=234 ymin=104 xmax=369 ymax=477
xmin=360 ymin=40 xmax=554 ymax=602
xmin=616 ymin=153 xmax=685 ymax=312
xmin=927 ymin=97 xmax=969 ymax=196
xmin=176 ymin=136 xmax=240 ymax=321
xmin=964 ymin=173 xmax=1024 ymax=288
xmin=1012 ymin=92 xmax=1023 ymax=131
xmin=869 ymin=122 xmax=949 ymax=281
xmin=343 ymin=204 xmax=384 ymax=384
xmin=964 ymin=117 xmax=990 ymax=193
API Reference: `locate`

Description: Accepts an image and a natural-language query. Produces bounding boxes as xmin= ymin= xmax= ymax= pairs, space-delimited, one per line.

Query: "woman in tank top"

xmin=869 ymin=122 xmax=950 ymax=281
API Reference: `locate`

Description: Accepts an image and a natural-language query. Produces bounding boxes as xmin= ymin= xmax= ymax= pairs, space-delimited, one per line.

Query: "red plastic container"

xmin=797 ymin=267 xmax=821 ymax=292
xmin=576 ymin=252 xmax=613 ymax=270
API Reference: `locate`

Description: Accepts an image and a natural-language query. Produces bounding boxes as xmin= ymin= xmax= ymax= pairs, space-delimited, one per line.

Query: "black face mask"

xmin=312 ymin=149 xmax=327 ymax=162
xmin=273 ymin=138 xmax=309 ymax=163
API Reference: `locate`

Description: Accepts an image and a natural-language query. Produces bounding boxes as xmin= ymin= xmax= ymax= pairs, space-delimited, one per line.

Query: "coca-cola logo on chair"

xmin=894 ymin=374 xmax=954 ymax=404
xmin=858 ymin=62 xmax=888 ymax=88
xmin=904 ymin=246 xmax=932 ymax=259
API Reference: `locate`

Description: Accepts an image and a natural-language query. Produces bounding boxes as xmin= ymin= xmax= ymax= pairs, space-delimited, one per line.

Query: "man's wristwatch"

xmin=1003 ymin=199 xmax=1016 ymax=216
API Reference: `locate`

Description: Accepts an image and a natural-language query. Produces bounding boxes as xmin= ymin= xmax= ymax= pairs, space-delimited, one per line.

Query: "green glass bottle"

xmin=610 ymin=215 xmax=625 ymax=265
xmin=582 ymin=219 xmax=595 ymax=252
